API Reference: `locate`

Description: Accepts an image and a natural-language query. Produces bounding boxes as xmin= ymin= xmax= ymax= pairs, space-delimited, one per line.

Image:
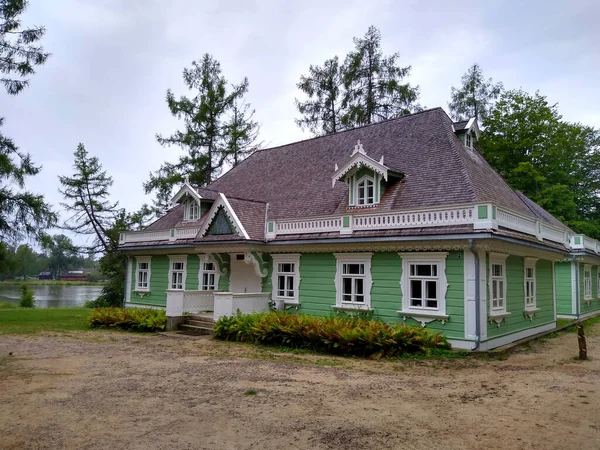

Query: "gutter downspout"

xmin=573 ymin=256 xmax=580 ymax=320
xmin=469 ymin=239 xmax=481 ymax=351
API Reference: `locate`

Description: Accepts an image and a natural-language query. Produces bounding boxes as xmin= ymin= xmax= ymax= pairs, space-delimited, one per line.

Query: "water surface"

xmin=0 ymin=284 xmax=103 ymax=308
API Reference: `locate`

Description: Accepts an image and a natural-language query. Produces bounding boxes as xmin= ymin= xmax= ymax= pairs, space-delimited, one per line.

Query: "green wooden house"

xmin=118 ymin=108 xmax=600 ymax=350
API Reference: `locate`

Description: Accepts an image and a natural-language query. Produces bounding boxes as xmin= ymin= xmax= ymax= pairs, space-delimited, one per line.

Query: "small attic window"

xmin=465 ymin=132 xmax=472 ymax=149
xmin=183 ymin=200 xmax=199 ymax=221
xmin=357 ymin=176 xmax=375 ymax=206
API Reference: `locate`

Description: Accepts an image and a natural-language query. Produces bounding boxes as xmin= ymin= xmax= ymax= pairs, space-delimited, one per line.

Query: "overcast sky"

xmin=3 ymin=0 xmax=600 ymax=244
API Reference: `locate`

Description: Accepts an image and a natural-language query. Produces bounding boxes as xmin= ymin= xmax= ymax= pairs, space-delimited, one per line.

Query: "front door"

xmin=229 ymin=256 xmax=262 ymax=293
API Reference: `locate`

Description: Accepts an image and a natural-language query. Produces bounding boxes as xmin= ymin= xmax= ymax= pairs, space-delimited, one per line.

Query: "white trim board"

xmin=198 ymin=193 xmax=250 ymax=240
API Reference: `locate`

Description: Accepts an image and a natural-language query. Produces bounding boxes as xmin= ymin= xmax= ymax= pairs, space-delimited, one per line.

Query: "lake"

xmin=0 ymin=284 xmax=104 ymax=308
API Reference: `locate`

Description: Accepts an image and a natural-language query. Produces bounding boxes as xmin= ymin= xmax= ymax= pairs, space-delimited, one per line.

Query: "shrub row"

xmin=88 ymin=307 xmax=166 ymax=332
xmin=213 ymin=311 xmax=451 ymax=358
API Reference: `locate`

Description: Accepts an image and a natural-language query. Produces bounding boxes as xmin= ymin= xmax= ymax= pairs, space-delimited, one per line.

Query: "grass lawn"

xmin=0 ymin=308 xmax=93 ymax=334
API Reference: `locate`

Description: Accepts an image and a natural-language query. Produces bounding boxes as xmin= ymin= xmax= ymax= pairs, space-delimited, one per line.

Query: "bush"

xmin=88 ymin=307 xmax=166 ymax=332
xmin=83 ymin=298 xmax=111 ymax=308
xmin=18 ymin=284 xmax=35 ymax=308
xmin=213 ymin=311 xmax=451 ymax=358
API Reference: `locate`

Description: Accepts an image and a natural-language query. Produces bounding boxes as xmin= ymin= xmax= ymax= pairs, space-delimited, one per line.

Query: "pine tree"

xmin=59 ymin=144 xmax=120 ymax=254
xmin=224 ymin=98 xmax=261 ymax=166
xmin=145 ymin=54 xmax=257 ymax=212
xmin=448 ymin=63 xmax=503 ymax=122
xmin=0 ymin=0 xmax=55 ymax=242
xmin=295 ymin=56 xmax=345 ymax=135
xmin=342 ymin=26 xmax=420 ymax=127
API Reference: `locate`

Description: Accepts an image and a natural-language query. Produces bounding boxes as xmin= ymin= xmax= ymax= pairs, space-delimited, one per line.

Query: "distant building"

xmin=38 ymin=272 xmax=53 ymax=280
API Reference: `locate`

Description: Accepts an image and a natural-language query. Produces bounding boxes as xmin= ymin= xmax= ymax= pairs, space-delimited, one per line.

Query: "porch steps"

xmin=178 ymin=314 xmax=214 ymax=335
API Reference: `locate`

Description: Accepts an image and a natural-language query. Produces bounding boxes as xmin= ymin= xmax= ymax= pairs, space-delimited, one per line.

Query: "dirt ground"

xmin=1 ymin=324 xmax=599 ymax=450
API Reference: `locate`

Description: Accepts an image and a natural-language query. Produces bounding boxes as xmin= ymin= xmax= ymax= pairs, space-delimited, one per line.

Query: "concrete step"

xmin=178 ymin=324 xmax=213 ymax=335
xmin=186 ymin=314 xmax=213 ymax=321
xmin=184 ymin=319 xmax=214 ymax=328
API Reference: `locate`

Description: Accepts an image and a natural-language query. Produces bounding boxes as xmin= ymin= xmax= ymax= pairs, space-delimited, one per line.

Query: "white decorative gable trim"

xmin=332 ymin=140 xmax=389 ymax=187
xmin=198 ymin=193 xmax=250 ymax=240
xmin=171 ymin=179 xmax=203 ymax=205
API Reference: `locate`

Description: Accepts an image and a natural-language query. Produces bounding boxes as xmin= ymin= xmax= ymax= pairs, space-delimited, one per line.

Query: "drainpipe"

xmin=573 ymin=256 xmax=580 ymax=320
xmin=469 ymin=239 xmax=481 ymax=351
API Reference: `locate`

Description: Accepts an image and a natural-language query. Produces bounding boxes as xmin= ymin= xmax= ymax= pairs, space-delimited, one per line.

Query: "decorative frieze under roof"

xmin=331 ymin=140 xmax=392 ymax=187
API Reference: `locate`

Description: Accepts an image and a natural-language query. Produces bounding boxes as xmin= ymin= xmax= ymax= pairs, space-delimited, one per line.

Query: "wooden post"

xmin=577 ymin=321 xmax=587 ymax=360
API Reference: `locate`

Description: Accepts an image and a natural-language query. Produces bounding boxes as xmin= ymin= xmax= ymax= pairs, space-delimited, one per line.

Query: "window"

xmin=135 ymin=256 xmax=151 ymax=291
xmin=168 ymin=255 xmax=187 ymax=290
xmin=584 ymin=265 xmax=592 ymax=299
xmin=184 ymin=200 xmax=199 ymax=221
xmin=489 ymin=254 xmax=508 ymax=314
xmin=597 ymin=268 xmax=600 ymax=299
xmin=334 ymin=253 xmax=372 ymax=309
xmin=524 ymin=258 xmax=537 ymax=310
xmin=400 ymin=253 xmax=448 ymax=316
xmin=271 ymin=254 xmax=300 ymax=304
xmin=198 ymin=255 xmax=220 ymax=291
xmin=357 ymin=176 xmax=374 ymax=206
xmin=465 ymin=132 xmax=472 ymax=148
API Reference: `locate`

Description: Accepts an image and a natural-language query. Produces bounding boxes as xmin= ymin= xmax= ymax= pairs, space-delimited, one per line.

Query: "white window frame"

xmin=271 ymin=254 xmax=301 ymax=304
xmin=183 ymin=200 xmax=200 ymax=221
xmin=399 ymin=252 xmax=448 ymax=316
xmin=334 ymin=253 xmax=373 ymax=310
xmin=489 ymin=253 xmax=508 ymax=315
xmin=584 ymin=264 xmax=592 ymax=300
xmin=465 ymin=132 xmax=472 ymax=148
xmin=355 ymin=175 xmax=375 ymax=206
xmin=135 ymin=256 xmax=151 ymax=292
xmin=524 ymin=257 xmax=537 ymax=311
xmin=198 ymin=254 xmax=220 ymax=291
xmin=168 ymin=255 xmax=187 ymax=291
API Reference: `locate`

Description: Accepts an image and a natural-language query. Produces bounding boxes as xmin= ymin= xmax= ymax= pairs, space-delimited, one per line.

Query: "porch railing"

xmin=213 ymin=292 xmax=271 ymax=321
xmin=183 ymin=290 xmax=215 ymax=314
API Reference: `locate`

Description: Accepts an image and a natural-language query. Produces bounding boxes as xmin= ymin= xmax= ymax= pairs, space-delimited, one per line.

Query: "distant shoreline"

xmin=0 ymin=280 xmax=105 ymax=286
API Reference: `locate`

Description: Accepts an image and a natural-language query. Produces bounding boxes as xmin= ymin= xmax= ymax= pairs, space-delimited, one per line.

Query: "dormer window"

xmin=357 ymin=176 xmax=375 ymax=206
xmin=184 ymin=200 xmax=199 ymax=221
xmin=465 ymin=132 xmax=472 ymax=149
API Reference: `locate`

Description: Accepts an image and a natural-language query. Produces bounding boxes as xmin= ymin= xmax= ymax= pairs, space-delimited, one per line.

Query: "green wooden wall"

xmin=128 ymin=255 xmax=170 ymax=307
xmin=579 ymin=263 xmax=600 ymax=315
xmin=486 ymin=257 xmax=554 ymax=339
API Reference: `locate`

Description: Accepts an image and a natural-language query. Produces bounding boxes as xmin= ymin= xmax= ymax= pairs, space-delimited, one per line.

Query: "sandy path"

xmin=0 ymin=324 xmax=599 ymax=450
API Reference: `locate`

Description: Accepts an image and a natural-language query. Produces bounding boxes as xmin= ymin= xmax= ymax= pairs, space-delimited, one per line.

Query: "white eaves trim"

xmin=171 ymin=181 xmax=203 ymax=205
xmin=198 ymin=193 xmax=250 ymax=240
xmin=332 ymin=151 xmax=389 ymax=187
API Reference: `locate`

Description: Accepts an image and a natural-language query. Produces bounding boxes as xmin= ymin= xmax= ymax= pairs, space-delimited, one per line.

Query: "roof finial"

xmin=352 ymin=140 xmax=365 ymax=156
xmin=184 ymin=174 xmax=190 ymax=185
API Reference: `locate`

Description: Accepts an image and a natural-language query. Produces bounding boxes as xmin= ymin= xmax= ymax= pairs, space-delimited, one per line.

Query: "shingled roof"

xmin=207 ymin=107 xmax=544 ymax=221
xmin=137 ymin=107 xmax=569 ymax=247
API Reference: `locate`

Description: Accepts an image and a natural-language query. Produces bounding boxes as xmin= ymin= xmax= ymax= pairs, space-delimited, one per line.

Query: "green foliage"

xmin=0 ymin=1 xmax=55 ymax=243
xmin=481 ymin=89 xmax=600 ymax=238
xmin=213 ymin=311 xmax=450 ymax=358
xmin=243 ymin=389 xmax=258 ymax=396
xmin=145 ymin=54 xmax=259 ymax=214
xmin=295 ymin=26 xmax=420 ymax=135
xmin=88 ymin=307 xmax=166 ymax=332
xmin=448 ymin=63 xmax=503 ymax=122
xmin=18 ymin=284 xmax=34 ymax=307
xmin=0 ymin=301 xmax=17 ymax=309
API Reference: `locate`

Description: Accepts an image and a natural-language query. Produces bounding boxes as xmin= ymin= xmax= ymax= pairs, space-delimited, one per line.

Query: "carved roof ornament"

xmin=352 ymin=140 xmax=366 ymax=156
xmin=331 ymin=139 xmax=390 ymax=187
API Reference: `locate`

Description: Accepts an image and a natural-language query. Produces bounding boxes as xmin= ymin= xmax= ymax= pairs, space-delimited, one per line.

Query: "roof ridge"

xmin=439 ymin=111 xmax=478 ymax=204
xmin=253 ymin=107 xmax=446 ymax=154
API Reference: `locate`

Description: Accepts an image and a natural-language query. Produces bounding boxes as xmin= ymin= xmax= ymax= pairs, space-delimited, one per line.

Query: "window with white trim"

xmin=490 ymin=255 xmax=508 ymax=314
xmin=198 ymin=255 xmax=219 ymax=290
xmin=334 ymin=253 xmax=372 ymax=309
xmin=584 ymin=265 xmax=592 ymax=299
xmin=465 ymin=132 xmax=472 ymax=148
xmin=271 ymin=254 xmax=300 ymax=304
xmin=168 ymin=255 xmax=187 ymax=290
xmin=184 ymin=200 xmax=199 ymax=221
xmin=135 ymin=256 xmax=151 ymax=291
xmin=400 ymin=253 xmax=448 ymax=316
xmin=356 ymin=176 xmax=375 ymax=206
xmin=524 ymin=259 xmax=537 ymax=310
